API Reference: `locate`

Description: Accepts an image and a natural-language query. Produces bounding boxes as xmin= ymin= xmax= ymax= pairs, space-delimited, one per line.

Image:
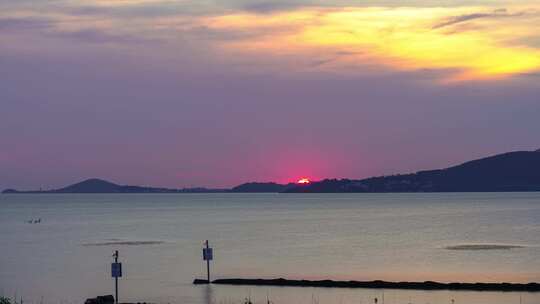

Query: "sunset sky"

xmin=1 ymin=0 xmax=539 ymax=189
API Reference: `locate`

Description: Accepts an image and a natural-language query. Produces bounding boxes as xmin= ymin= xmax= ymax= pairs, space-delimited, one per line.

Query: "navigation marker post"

xmin=202 ymin=240 xmax=213 ymax=283
xmin=111 ymin=250 xmax=123 ymax=304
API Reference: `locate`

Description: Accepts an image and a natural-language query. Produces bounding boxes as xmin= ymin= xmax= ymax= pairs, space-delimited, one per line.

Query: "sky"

xmin=1 ymin=0 xmax=540 ymax=190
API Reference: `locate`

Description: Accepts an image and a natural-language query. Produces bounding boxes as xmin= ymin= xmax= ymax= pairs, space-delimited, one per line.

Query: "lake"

xmin=1 ymin=193 xmax=539 ymax=304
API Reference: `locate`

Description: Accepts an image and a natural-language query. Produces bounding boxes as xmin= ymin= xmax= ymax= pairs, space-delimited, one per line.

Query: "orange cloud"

xmin=201 ymin=6 xmax=540 ymax=82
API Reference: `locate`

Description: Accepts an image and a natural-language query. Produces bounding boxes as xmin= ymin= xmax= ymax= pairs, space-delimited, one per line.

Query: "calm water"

xmin=1 ymin=193 xmax=539 ymax=304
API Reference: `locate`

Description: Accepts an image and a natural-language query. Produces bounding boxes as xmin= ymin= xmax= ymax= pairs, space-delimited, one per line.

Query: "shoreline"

xmin=194 ymin=278 xmax=540 ymax=292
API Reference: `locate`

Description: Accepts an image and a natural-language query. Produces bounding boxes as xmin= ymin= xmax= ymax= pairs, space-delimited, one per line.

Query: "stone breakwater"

xmin=193 ymin=278 xmax=540 ymax=292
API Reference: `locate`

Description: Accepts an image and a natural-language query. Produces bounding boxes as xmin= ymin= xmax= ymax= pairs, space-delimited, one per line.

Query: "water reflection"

xmin=202 ymin=285 xmax=214 ymax=304
xmin=1 ymin=193 xmax=540 ymax=304
xmin=200 ymin=286 xmax=536 ymax=304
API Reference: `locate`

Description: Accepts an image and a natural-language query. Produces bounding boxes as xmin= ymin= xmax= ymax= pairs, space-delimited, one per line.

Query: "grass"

xmin=0 ymin=297 xmax=13 ymax=304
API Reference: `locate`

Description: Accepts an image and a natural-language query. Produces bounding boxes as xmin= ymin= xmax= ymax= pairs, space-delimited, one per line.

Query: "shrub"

xmin=0 ymin=297 xmax=12 ymax=304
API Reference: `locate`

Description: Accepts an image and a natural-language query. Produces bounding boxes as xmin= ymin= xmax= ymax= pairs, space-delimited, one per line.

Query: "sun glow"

xmin=297 ymin=178 xmax=311 ymax=184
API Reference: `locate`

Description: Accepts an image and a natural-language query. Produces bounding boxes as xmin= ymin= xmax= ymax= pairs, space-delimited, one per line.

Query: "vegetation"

xmin=4 ymin=149 xmax=540 ymax=194
xmin=0 ymin=297 xmax=12 ymax=304
xmin=286 ymin=150 xmax=540 ymax=192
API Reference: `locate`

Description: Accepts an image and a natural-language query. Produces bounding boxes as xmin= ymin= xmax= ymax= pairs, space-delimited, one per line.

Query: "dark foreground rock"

xmin=207 ymin=278 xmax=540 ymax=292
xmin=85 ymin=295 xmax=114 ymax=304
xmin=84 ymin=295 xmax=153 ymax=304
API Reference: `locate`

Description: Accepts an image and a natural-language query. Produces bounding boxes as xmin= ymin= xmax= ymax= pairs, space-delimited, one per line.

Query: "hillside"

xmin=4 ymin=150 xmax=540 ymax=194
xmin=231 ymin=182 xmax=296 ymax=193
xmin=2 ymin=178 xmax=226 ymax=194
xmin=59 ymin=178 xmax=128 ymax=193
xmin=285 ymin=150 xmax=540 ymax=193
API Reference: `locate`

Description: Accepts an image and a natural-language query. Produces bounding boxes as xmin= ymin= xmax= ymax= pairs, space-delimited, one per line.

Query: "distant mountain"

xmin=231 ymin=182 xmax=297 ymax=193
xmin=2 ymin=178 xmax=227 ymax=194
xmin=4 ymin=150 xmax=540 ymax=194
xmin=61 ymin=178 xmax=127 ymax=193
xmin=285 ymin=150 xmax=540 ymax=193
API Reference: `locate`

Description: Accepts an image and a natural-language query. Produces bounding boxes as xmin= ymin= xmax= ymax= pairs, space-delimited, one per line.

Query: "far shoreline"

xmin=5 ymin=191 xmax=540 ymax=194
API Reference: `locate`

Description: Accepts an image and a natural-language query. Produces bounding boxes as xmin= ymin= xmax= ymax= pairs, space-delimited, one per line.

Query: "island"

xmin=1 ymin=178 xmax=227 ymax=194
xmin=3 ymin=149 xmax=540 ymax=194
xmin=285 ymin=150 xmax=540 ymax=193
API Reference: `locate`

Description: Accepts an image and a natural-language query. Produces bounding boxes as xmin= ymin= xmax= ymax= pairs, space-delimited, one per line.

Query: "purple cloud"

xmin=432 ymin=9 xmax=525 ymax=29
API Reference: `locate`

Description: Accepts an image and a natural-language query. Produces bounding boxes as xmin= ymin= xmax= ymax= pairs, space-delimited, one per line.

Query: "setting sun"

xmin=1 ymin=0 xmax=540 ymax=302
xmin=297 ymin=178 xmax=311 ymax=184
